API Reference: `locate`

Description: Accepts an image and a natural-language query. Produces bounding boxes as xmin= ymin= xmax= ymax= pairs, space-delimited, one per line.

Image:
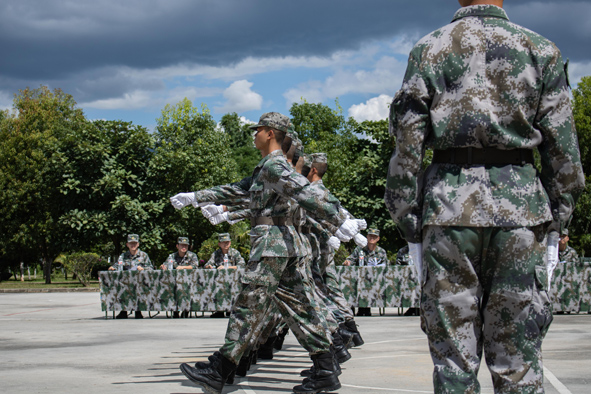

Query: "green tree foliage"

xmin=0 ymin=86 xmax=88 ymax=282
xmin=63 ymin=252 xmax=102 ymax=287
xmin=570 ymin=76 xmax=591 ymax=255
xmin=220 ymin=112 xmax=260 ymax=178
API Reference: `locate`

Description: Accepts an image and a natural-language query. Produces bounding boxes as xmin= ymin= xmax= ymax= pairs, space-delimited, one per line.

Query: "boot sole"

xmin=293 ymin=382 xmax=342 ymax=394
xmin=179 ymin=363 xmax=222 ymax=394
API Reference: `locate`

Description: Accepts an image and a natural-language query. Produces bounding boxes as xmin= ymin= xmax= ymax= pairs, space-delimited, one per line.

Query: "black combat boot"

xmin=337 ymin=323 xmax=355 ymax=348
xmin=257 ymin=336 xmax=276 ymax=360
xmin=274 ymin=326 xmax=289 ymax=350
xmin=193 ymin=352 xmax=235 ymax=385
xmin=180 ymin=353 xmax=236 ymax=394
xmin=344 ymin=319 xmax=364 ymax=347
xmin=331 ymin=332 xmax=351 ymax=364
xmin=300 ymin=350 xmax=341 ymax=378
xmin=236 ymin=351 xmax=252 ymax=377
xmin=293 ymin=352 xmax=341 ymax=394
xmin=115 ymin=311 xmax=128 ymax=319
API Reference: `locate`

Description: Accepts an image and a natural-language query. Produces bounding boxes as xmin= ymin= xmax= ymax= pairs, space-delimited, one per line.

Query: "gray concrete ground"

xmin=1 ymin=292 xmax=590 ymax=394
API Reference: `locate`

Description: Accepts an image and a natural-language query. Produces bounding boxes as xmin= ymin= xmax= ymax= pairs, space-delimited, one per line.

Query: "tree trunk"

xmin=44 ymin=258 xmax=52 ymax=284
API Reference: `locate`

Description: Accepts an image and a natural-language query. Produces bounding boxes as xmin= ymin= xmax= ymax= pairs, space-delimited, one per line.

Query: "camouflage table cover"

xmin=99 ymin=263 xmax=591 ymax=313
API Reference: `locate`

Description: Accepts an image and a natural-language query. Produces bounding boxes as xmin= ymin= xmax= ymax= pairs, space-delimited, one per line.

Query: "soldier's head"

xmin=126 ymin=234 xmax=140 ymax=253
xmin=458 ymin=0 xmax=503 ymax=7
xmin=218 ymin=233 xmax=232 ymax=254
xmin=249 ymin=112 xmax=290 ymax=154
xmin=177 ymin=237 xmax=190 ymax=255
xmin=304 ymin=153 xmax=328 ymax=182
xmin=367 ymin=228 xmax=380 ymax=247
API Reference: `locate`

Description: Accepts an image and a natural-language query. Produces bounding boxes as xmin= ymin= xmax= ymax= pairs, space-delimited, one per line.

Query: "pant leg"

xmin=482 ymin=226 xmax=551 ymax=393
xmin=422 ymin=226 xmax=485 ymax=394
xmin=323 ymin=258 xmax=355 ymax=322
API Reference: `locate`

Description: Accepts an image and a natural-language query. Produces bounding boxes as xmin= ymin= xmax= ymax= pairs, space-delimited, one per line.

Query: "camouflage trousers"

xmin=219 ymin=256 xmax=332 ymax=364
xmin=421 ymin=226 xmax=552 ymax=394
xmin=323 ymin=257 xmax=355 ymax=323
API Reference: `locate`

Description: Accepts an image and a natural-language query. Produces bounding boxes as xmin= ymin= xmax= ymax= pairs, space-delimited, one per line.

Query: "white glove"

xmin=355 ymin=219 xmax=367 ymax=231
xmin=547 ymin=232 xmax=560 ymax=288
xmin=354 ymin=233 xmax=368 ymax=248
xmin=408 ymin=243 xmax=424 ymax=286
xmin=198 ymin=202 xmax=212 ymax=207
xmin=170 ymin=193 xmax=196 ymax=210
xmin=208 ymin=212 xmax=229 ymax=226
xmin=227 ymin=218 xmax=244 ymax=225
xmin=336 ymin=219 xmax=359 ymax=242
xmin=327 ymin=236 xmax=341 ymax=251
xmin=201 ymin=204 xmax=225 ymax=219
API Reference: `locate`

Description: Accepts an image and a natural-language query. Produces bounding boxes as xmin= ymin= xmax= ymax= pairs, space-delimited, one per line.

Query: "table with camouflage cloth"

xmin=100 ymin=264 xmax=591 ymax=313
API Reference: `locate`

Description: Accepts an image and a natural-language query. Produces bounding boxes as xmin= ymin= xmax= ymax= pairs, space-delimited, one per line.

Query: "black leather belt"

xmin=251 ymin=217 xmax=294 ymax=226
xmin=432 ymin=148 xmax=534 ymax=166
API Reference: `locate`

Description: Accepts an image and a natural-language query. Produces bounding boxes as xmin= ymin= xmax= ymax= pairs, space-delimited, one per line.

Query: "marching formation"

xmin=166 ymin=1 xmax=584 ymax=393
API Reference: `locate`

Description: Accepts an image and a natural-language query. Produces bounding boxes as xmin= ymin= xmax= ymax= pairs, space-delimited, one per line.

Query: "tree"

xmin=220 ymin=112 xmax=259 ymax=178
xmin=0 ymin=86 xmax=88 ymax=283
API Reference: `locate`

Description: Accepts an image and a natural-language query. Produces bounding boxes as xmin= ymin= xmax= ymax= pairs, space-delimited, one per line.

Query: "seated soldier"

xmin=343 ymin=228 xmax=388 ymax=316
xmin=205 ymin=233 xmax=245 ymax=318
xmin=108 ymin=234 xmax=153 ymax=319
xmin=160 ymin=236 xmax=199 ymax=318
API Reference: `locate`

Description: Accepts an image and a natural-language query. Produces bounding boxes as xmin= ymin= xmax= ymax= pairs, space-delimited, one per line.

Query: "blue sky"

xmin=1 ymin=0 xmax=590 ymax=131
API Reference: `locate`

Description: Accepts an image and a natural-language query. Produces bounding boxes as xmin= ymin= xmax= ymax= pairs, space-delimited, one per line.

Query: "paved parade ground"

xmin=1 ymin=291 xmax=590 ymax=394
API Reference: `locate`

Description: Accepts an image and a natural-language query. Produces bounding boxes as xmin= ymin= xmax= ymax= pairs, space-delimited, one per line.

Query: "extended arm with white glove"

xmin=170 ymin=193 xmax=198 ymax=210
xmin=408 ymin=243 xmax=424 ymax=286
xmin=546 ymin=232 xmax=560 ymax=288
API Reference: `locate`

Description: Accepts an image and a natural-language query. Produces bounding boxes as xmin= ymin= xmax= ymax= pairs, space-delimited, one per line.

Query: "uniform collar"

xmin=452 ymin=5 xmax=508 ymax=23
xmin=256 ymin=149 xmax=283 ymax=168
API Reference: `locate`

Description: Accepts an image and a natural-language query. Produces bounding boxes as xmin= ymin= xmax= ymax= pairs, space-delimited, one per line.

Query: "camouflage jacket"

xmin=345 ymin=246 xmax=389 ymax=267
xmin=385 ymin=5 xmax=584 ymax=243
xmin=195 ymin=149 xmax=346 ymax=260
xmin=111 ymin=250 xmax=153 ymax=270
xmin=164 ymin=251 xmax=199 ymax=269
xmin=559 ymin=246 xmax=580 ymax=265
xmin=395 ymin=245 xmax=413 ymax=266
xmin=207 ymin=248 xmax=245 ymax=268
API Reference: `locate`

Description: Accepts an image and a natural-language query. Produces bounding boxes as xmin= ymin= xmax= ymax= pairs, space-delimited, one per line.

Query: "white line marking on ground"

xmin=352 ymin=353 xmax=425 ymax=361
xmin=238 ymin=377 xmax=258 ymax=394
xmin=363 ymin=337 xmax=425 ymax=345
xmin=342 ymin=383 xmax=432 ymax=393
xmin=544 ymin=366 xmax=572 ymax=394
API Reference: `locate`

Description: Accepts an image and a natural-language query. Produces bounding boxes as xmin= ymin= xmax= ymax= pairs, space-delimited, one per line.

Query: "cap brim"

xmin=248 ymin=123 xmax=263 ymax=130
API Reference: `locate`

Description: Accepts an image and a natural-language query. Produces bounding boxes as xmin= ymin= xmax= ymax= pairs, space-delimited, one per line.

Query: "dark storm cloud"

xmin=1 ymin=0 xmax=588 ymax=102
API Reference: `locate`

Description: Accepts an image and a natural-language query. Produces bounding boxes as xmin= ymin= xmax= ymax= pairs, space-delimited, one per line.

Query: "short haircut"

xmin=301 ymin=166 xmax=311 ymax=178
xmin=311 ymin=162 xmax=327 ymax=178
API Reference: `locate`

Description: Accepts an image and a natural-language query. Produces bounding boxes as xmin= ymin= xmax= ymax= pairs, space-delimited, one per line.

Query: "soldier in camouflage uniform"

xmin=205 ymin=233 xmax=245 ymax=270
xmin=557 ymin=230 xmax=581 ymax=314
xmin=385 ymin=1 xmax=585 ymax=393
xmin=160 ymin=236 xmax=199 ymax=270
xmin=171 ymin=112 xmax=360 ymax=394
xmin=108 ymin=234 xmax=153 ymax=319
xmin=344 ymin=228 xmax=388 ymax=316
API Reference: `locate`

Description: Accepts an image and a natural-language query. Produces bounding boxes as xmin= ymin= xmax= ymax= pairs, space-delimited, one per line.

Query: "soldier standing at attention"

xmin=108 ymin=234 xmax=153 ymax=319
xmin=170 ymin=112 xmax=360 ymax=394
xmin=205 ymin=233 xmax=245 ymax=270
xmin=385 ymin=1 xmax=584 ymax=393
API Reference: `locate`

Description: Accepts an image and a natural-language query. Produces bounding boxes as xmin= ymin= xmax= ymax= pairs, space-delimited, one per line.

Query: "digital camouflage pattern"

xmin=344 ymin=245 xmax=389 ymax=267
xmin=554 ymin=246 xmax=582 ymax=313
xmin=385 ymin=5 xmax=584 ymax=243
xmin=111 ymin=250 xmax=153 ymax=270
xmin=206 ymin=248 xmax=245 ymax=269
xmin=248 ymin=112 xmax=291 ymax=133
xmin=163 ymin=250 xmax=199 ymax=269
xmin=99 ymin=264 xmax=589 ymax=313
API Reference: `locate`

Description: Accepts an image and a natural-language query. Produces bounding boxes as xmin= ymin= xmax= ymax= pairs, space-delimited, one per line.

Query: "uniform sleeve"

xmin=142 ymin=253 xmax=153 ymax=270
xmin=534 ymin=49 xmax=585 ymax=234
xmin=227 ymin=208 xmax=252 ymax=221
xmin=194 ymin=176 xmax=252 ymax=206
xmin=206 ymin=252 xmax=217 ymax=268
xmin=385 ymin=50 xmax=432 ymax=243
xmin=345 ymin=248 xmax=360 ymax=266
xmin=232 ymin=249 xmax=246 ymax=267
xmin=270 ymin=162 xmax=347 ymax=227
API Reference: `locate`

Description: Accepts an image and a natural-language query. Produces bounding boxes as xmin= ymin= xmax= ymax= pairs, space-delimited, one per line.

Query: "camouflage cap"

xmin=367 ymin=228 xmax=380 ymax=236
xmin=287 ymin=124 xmax=298 ymax=140
xmin=248 ymin=112 xmax=290 ymax=133
xmin=127 ymin=234 xmax=140 ymax=243
xmin=302 ymin=154 xmax=313 ymax=169
xmin=310 ymin=152 xmax=327 ymax=165
xmin=218 ymin=233 xmax=231 ymax=242
xmin=177 ymin=236 xmax=190 ymax=245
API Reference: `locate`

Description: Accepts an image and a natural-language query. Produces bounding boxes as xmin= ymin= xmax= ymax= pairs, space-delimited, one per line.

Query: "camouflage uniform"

xmin=164 ymin=251 xmax=199 ymax=269
xmin=385 ymin=5 xmax=584 ymax=393
xmin=344 ymin=245 xmax=388 ymax=267
xmin=111 ymin=250 xmax=153 ymax=271
xmin=207 ymin=248 xmax=245 ymax=269
xmin=558 ymin=245 xmax=581 ymax=313
xmin=195 ymin=149 xmax=346 ymax=364
xmin=395 ymin=245 xmax=412 ymax=266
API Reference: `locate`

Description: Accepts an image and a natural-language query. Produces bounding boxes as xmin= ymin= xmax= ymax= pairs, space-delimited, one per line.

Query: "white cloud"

xmin=215 ymin=80 xmax=263 ymax=113
xmin=348 ymin=94 xmax=392 ymax=122
xmin=0 ymin=90 xmax=13 ymax=111
xmin=283 ymin=55 xmax=407 ymax=106
xmin=240 ymin=116 xmax=256 ymax=125
xmin=568 ymin=60 xmax=591 ymax=89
